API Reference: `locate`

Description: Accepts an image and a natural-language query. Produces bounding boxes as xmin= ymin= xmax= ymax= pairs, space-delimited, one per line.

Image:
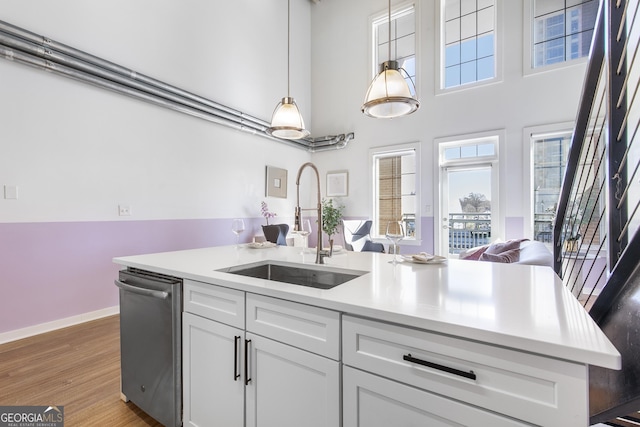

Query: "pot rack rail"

xmin=0 ymin=19 xmax=354 ymax=152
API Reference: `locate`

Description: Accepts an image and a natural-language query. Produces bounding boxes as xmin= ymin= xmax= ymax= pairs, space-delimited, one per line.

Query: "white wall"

xmin=0 ymin=0 xmax=313 ymax=224
xmin=0 ymin=0 xmax=591 ymax=336
xmin=0 ymin=0 xmax=319 ymax=337
xmin=308 ymin=0 xmax=588 ymax=244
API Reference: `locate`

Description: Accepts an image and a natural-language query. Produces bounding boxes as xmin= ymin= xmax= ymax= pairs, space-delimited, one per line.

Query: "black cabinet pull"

xmin=234 ymin=335 xmax=241 ymax=381
xmin=244 ymin=339 xmax=252 ymax=385
xmin=403 ymin=354 xmax=476 ymax=381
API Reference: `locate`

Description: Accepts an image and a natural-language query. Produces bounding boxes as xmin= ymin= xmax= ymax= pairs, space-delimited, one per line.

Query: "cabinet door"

xmin=343 ymin=366 xmax=531 ymax=427
xmin=183 ymin=312 xmax=244 ymax=427
xmin=245 ymin=333 xmax=340 ymax=427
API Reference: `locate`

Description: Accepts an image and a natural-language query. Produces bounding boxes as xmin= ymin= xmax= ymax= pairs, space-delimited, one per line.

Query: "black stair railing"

xmin=554 ymin=0 xmax=640 ymax=422
xmin=554 ymin=0 xmax=640 ymax=310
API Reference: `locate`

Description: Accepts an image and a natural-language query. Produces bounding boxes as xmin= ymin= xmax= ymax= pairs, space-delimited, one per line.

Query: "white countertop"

xmin=113 ymin=245 xmax=621 ymax=370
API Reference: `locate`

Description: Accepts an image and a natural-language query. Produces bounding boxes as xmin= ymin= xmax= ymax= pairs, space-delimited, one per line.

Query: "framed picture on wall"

xmin=326 ymin=171 xmax=348 ymax=197
xmin=266 ymin=166 xmax=287 ymax=198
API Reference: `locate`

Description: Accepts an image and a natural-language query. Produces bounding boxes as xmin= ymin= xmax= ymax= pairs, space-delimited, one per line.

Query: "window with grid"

xmin=442 ymin=0 xmax=496 ymax=89
xmin=372 ymin=3 xmax=417 ymax=96
xmin=532 ymin=0 xmax=598 ymax=68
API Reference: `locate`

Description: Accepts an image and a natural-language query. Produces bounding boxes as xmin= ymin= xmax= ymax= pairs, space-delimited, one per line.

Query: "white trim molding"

xmin=0 ymin=306 xmax=119 ymax=345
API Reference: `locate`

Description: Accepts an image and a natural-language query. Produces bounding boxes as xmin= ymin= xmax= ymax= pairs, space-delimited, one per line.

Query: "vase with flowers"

xmin=261 ymin=201 xmax=277 ymax=225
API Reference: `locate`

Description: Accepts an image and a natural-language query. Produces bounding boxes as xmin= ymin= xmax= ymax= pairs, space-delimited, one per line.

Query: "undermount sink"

xmin=218 ymin=261 xmax=367 ymax=289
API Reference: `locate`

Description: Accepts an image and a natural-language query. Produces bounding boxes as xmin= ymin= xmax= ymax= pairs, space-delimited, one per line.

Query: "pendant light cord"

xmin=388 ymin=0 xmax=391 ymax=63
xmin=287 ymin=0 xmax=291 ymax=97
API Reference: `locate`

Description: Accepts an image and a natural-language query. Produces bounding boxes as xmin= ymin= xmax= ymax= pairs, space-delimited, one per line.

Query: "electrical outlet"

xmin=118 ymin=205 xmax=131 ymax=216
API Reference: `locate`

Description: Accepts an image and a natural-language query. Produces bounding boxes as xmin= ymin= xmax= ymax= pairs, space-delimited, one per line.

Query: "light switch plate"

xmin=4 ymin=185 xmax=18 ymax=199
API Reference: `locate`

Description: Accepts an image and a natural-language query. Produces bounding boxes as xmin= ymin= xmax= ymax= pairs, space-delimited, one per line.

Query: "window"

xmin=442 ymin=0 xmax=496 ymax=89
xmin=371 ymin=2 xmax=417 ymax=96
xmin=436 ymin=133 xmax=500 ymax=256
xmin=371 ymin=143 xmax=420 ymax=240
xmin=532 ymin=0 xmax=598 ymax=68
xmin=531 ymin=130 xmax=572 ymax=244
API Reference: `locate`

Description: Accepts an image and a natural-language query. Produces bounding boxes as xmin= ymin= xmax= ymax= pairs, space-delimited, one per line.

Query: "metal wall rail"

xmin=0 ymin=19 xmax=354 ymax=152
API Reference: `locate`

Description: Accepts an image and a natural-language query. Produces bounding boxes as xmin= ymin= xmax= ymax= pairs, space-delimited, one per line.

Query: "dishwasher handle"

xmin=114 ymin=279 xmax=170 ymax=300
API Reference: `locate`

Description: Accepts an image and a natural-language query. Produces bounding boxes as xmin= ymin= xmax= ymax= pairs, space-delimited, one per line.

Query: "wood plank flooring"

xmin=0 ymin=315 xmax=161 ymax=426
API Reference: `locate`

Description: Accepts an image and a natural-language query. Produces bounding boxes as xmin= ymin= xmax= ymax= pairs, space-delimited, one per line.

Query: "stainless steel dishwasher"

xmin=115 ymin=268 xmax=182 ymax=427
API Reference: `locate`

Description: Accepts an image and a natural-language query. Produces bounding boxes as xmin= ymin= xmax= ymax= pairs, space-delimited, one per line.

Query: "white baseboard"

xmin=0 ymin=306 xmax=120 ymax=345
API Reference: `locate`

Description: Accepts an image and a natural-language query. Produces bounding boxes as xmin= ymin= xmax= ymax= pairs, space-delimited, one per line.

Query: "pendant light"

xmin=267 ymin=0 xmax=310 ymax=139
xmin=362 ymin=0 xmax=419 ymax=119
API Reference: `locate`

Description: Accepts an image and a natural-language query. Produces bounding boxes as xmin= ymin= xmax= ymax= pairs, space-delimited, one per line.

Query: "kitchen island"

xmin=114 ymin=245 xmax=620 ymax=426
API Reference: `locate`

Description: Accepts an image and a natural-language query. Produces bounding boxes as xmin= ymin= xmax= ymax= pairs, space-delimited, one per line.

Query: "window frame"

xmin=523 ymin=0 xmax=596 ymax=75
xmin=434 ymin=130 xmax=505 ymax=252
xmin=523 ymin=122 xmax=574 ymax=240
xmin=369 ymin=141 xmax=422 ymax=244
xmin=368 ymin=1 xmax=420 ymax=98
xmin=436 ymin=0 xmax=504 ymax=94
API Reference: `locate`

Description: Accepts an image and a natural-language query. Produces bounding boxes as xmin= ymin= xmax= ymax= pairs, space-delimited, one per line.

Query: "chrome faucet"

xmin=295 ymin=162 xmax=331 ymax=264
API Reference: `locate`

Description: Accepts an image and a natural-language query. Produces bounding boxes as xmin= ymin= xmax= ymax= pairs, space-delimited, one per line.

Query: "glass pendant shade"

xmin=267 ymin=96 xmax=310 ymax=139
xmin=362 ymin=61 xmax=419 ymax=119
xmin=266 ymin=0 xmax=310 ymax=140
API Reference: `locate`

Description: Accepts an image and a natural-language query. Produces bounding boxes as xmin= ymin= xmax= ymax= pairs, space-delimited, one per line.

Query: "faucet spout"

xmin=295 ymin=162 xmax=330 ymax=264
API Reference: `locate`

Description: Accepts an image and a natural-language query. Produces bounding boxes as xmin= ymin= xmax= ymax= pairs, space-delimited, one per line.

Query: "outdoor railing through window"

xmin=448 ymin=213 xmax=491 ymax=254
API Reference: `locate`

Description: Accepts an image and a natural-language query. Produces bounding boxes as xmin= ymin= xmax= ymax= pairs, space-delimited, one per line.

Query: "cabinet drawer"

xmin=184 ymin=280 xmax=245 ymax=329
xmin=344 ymin=366 xmax=530 ymax=427
xmin=342 ymin=315 xmax=587 ymax=426
xmin=246 ymin=293 xmax=340 ymax=360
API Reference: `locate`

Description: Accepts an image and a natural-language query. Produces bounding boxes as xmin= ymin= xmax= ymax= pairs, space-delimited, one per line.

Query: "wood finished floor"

xmin=0 ymin=315 xmax=161 ymax=426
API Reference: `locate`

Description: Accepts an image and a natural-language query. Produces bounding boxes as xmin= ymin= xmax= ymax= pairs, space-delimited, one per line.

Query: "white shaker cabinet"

xmin=343 ymin=366 xmax=530 ymax=427
xmin=342 ymin=315 xmax=588 ymax=426
xmin=183 ymin=280 xmax=340 ymax=427
xmin=182 ymin=279 xmax=246 ymax=427
xmin=183 ymin=312 xmax=244 ymax=427
xmin=245 ymin=332 xmax=340 ymax=427
xmin=244 ymin=293 xmax=341 ymax=427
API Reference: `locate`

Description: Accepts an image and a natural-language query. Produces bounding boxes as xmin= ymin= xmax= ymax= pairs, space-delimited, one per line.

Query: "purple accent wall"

xmin=420 ymin=216 xmax=435 ymax=254
xmin=0 ymin=218 xmax=265 ymax=334
xmin=0 ymin=216 xmax=435 ymax=335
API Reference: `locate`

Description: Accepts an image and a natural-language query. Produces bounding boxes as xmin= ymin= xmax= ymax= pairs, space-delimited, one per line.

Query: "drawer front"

xmin=184 ymin=280 xmax=245 ymax=329
xmin=344 ymin=366 xmax=531 ymax=427
xmin=246 ymin=293 xmax=340 ymax=360
xmin=342 ymin=315 xmax=587 ymax=426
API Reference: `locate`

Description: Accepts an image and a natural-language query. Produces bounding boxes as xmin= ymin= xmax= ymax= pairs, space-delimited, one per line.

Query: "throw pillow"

xmin=460 ymin=245 xmax=489 ymax=260
xmin=480 ymin=248 xmax=521 ymax=263
xmin=484 ymin=239 xmax=528 ymax=255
